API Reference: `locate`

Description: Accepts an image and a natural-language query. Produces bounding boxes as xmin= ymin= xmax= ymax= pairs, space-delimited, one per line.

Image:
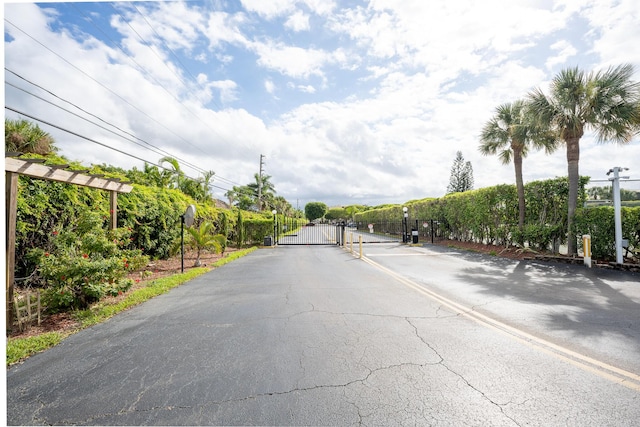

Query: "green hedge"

xmin=354 ymin=177 xmax=592 ymax=254
xmin=14 ymin=173 xmax=231 ymax=282
xmin=574 ymin=206 xmax=640 ymax=261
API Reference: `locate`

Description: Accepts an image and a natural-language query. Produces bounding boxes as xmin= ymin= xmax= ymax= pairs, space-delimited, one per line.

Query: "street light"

xmin=402 ymin=206 xmax=408 ymax=243
xmin=272 ymin=210 xmax=277 ymax=245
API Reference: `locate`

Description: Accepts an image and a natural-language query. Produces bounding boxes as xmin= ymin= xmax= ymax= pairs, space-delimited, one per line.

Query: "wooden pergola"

xmin=5 ymin=156 xmax=133 ymax=331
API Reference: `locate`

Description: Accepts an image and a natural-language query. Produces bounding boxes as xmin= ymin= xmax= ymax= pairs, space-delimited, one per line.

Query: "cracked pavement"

xmin=7 ymin=245 xmax=640 ymax=426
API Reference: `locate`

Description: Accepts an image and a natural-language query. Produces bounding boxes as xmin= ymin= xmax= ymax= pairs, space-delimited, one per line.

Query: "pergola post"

xmin=5 ymin=157 xmax=132 ymax=333
xmin=6 ymin=172 xmax=18 ymax=332
xmin=109 ymin=191 xmax=118 ymax=230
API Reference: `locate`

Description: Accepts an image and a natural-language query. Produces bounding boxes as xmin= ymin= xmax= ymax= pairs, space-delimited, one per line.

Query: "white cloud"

xmin=209 ymin=80 xmax=239 ymax=104
xmin=251 ymin=41 xmax=328 ymax=79
xmin=203 ymin=11 xmax=250 ymax=49
xmin=240 ymin=0 xmax=296 ymax=19
xmin=297 ymin=85 xmax=316 ymax=93
xmin=240 ymin=0 xmax=336 ymax=19
xmin=285 ymin=10 xmax=310 ymax=32
xmin=265 ymin=79 xmax=276 ymax=94
xmin=546 ymin=40 xmax=577 ymax=70
xmin=4 ymin=0 xmax=640 ymax=208
xmin=581 ymin=0 xmax=640 ymax=73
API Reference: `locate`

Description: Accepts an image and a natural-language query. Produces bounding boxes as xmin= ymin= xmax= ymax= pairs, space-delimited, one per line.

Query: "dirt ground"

xmin=433 ymin=239 xmax=538 ymax=260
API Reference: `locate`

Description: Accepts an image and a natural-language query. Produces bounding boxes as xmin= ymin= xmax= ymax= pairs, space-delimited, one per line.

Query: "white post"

xmin=582 ymin=234 xmax=592 ymax=268
xmin=608 ymin=167 xmax=627 ymax=265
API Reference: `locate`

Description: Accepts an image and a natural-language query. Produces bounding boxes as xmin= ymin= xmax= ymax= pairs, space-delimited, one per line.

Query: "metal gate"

xmin=275 ymin=220 xmax=404 ymax=245
xmin=276 ymin=220 xmax=342 ymax=245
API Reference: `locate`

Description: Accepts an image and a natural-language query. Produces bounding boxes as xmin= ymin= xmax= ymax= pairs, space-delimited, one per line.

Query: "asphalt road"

xmin=7 ymin=244 xmax=640 ymax=426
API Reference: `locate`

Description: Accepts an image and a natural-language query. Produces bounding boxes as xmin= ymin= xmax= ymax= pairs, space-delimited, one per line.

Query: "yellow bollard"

xmin=582 ymin=234 xmax=592 ymax=268
xmin=350 ymin=232 xmax=353 ymax=253
xmin=359 ymin=235 xmax=363 ymax=259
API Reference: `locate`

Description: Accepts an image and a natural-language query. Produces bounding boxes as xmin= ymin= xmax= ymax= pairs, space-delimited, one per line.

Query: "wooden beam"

xmin=5 ymin=158 xmax=133 ymax=193
xmin=6 ymin=172 xmax=18 ymax=332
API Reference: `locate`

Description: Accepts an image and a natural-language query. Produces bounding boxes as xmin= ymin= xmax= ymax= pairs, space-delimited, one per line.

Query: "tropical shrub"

xmin=185 ymin=221 xmax=222 ymax=266
xmin=32 ymin=214 xmax=147 ymax=312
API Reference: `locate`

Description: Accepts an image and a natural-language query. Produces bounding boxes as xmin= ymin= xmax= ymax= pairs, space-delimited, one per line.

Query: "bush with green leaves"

xmin=32 ymin=216 xmax=148 ymax=312
xmin=574 ymin=206 xmax=640 ymax=261
xmin=353 ymin=177 xmax=588 ymax=253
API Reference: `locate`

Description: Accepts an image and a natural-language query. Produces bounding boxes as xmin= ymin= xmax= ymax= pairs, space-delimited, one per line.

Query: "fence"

xmin=350 ymin=220 xmax=446 ymax=244
xmin=13 ymin=289 xmax=43 ymax=331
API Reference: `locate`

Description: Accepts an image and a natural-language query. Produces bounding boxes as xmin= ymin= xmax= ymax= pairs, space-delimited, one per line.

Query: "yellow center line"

xmin=360 ymin=254 xmax=640 ymax=392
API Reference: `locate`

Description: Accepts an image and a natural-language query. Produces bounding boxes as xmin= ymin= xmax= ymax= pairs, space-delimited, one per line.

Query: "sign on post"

xmin=368 ymin=223 xmax=374 ymax=233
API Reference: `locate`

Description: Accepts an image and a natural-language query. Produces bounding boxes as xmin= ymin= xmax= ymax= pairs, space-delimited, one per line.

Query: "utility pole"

xmin=607 ymin=167 xmax=629 ymax=264
xmin=258 ymin=154 xmax=265 ymax=211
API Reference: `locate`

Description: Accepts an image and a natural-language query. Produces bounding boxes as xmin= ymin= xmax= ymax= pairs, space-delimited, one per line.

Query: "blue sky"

xmin=4 ymin=0 xmax=640 ymax=207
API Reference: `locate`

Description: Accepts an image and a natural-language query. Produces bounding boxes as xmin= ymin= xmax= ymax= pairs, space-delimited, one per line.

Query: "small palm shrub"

xmin=185 ymin=222 xmax=222 ymax=266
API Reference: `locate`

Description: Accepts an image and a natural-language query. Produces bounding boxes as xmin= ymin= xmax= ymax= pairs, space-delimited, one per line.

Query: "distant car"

xmin=306 ymin=222 xmax=316 ymax=226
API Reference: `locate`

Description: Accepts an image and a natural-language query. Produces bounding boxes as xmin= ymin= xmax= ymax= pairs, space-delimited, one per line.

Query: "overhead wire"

xmin=129 ymin=2 xmax=221 ymax=110
xmin=113 ymin=2 xmax=246 ymax=158
xmin=5 ymin=68 xmax=240 ymax=187
xmin=4 ymin=106 xmax=235 ymax=194
xmin=5 ymin=80 xmax=192 ymax=168
xmin=4 ymin=14 xmax=244 ymax=188
xmin=4 ymin=18 xmax=216 ymax=167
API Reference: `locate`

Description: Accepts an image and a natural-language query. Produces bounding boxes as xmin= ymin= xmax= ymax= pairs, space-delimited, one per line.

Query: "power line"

xmin=5 ymin=14 xmax=246 ymax=187
xmin=5 ymin=76 xmax=193 ymax=170
xmin=5 ymin=105 xmax=235 ymax=194
xmin=129 ymin=3 xmax=222 ymax=111
xmin=4 ymin=18 xmax=211 ymax=161
xmin=5 ymin=69 xmax=240 ymax=186
xmin=108 ymin=3 xmax=245 ymax=156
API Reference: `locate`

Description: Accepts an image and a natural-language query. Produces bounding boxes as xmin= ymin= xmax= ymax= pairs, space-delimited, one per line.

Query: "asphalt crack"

xmin=405 ymin=318 xmax=522 ymax=427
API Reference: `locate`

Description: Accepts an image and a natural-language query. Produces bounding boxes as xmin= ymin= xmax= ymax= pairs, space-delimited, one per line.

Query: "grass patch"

xmin=7 ymin=247 xmax=256 ymax=366
xmin=6 ymin=332 xmax=70 ymax=366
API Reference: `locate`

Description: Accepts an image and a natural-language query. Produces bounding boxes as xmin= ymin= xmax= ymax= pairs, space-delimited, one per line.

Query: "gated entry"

xmin=275 ymin=220 xmax=405 ymax=245
xmin=276 ymin=221 xmax=342 ymax=245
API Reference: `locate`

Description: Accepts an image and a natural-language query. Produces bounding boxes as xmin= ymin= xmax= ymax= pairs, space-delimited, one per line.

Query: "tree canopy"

xmin=447 ymin=151 xmax=474 ymax=194
xmin=528 ymin=63 xmax=640 ymax=254
xmin=5 ymin=118 xmax=57 ymax=155
xmin=305 ymin=202 xmax=328 ymax=221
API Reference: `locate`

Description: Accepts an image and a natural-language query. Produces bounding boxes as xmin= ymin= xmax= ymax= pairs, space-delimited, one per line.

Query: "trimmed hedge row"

xmin=574 ymin=206 xmax=640 ymax=260
xmin=354 ymin=176 xmax=639 ymax=260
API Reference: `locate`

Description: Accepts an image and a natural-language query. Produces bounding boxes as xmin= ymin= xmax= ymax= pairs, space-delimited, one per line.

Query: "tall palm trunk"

xmin=512 ymin=147 xmax=525 ymax=240
xmin=565 ymin=136 xmax=581 ymax=255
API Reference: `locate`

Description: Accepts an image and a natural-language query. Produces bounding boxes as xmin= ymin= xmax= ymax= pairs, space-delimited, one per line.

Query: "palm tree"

xmin=528 ymin=64 xmax=640 ymax=255
xmin=5 ymin=118 xmax=57 ymax=155
xmin=479 ymin=100 xmax=556 ymax=236
xmin=185 ymin=222 xmax=222 ymax=267
xmin=199 ymin=170 xmax=215 ymax=202
xmin=248 ymin=173 xmax=275 ymax=211
xmin=159 ymin=156 xmax=183 ymax=189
